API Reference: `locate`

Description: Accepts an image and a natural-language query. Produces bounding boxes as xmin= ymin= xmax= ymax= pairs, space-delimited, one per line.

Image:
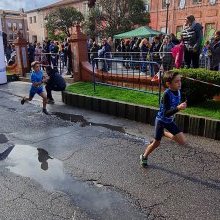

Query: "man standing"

xmin=209 ymin=31 xmax=220 ymax=71
xmin=66 ymin=39 xmax=73 ymax=77
xmin=182 ymin=15 xmax=203 ymax=68
xmin=45 ymin=66 xmax=66 ymax=104
xmin=98 ymin=38 xmax=111 ymax=72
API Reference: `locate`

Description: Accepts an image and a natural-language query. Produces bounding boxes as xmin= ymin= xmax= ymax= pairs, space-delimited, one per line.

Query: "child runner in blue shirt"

xmin=140 ymin=71 xmax=187 ymax=167
xmin=21 ymin=61 xmax=49 ymax=115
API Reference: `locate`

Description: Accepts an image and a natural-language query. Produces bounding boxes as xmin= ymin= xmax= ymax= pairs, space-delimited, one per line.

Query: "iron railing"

xmin=92 ymin=57 xmax=163 ymax=104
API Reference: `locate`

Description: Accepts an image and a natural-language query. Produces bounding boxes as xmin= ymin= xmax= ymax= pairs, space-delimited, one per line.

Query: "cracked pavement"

xmin=0 ymin=81 xmax=219 ymax=220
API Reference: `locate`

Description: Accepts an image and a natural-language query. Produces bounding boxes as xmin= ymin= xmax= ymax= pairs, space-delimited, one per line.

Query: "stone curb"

xmin=62 ymin=91 xmax=220 ymax=141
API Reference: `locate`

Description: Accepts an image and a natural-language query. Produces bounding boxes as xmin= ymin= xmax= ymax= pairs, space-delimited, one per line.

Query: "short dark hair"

xmin=46 ymin=66 xmax=52 ymax=72
xmin=215 ymin=31 xmax=220 ymax=36
xmin=46 ymin=66 xmax=53 ymax=76
xmin=186 ymin=15 xmax=195 ymax=23
xmin=163 ymin=71 xmax=180 ymax=84
xmin=31 ymin=61 xmax=40 ymax=68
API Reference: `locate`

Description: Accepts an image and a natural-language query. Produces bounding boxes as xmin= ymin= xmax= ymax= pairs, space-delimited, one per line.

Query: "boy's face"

xmin=167 ymin=75 xmax=181 ymax=91
xmin=33 ymin=64 xmax=40 ymax=72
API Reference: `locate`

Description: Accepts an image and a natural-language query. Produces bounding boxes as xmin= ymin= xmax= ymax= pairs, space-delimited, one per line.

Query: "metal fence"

xmin=89 ymin=51 xmax=213 ymax=70
xmin=92 ymin=57 xmax=163 ymax=104
xmin=34 ymin=52 xmax=72 ymax=75
xmin=90 ymin=51 xmax=174 ymax=74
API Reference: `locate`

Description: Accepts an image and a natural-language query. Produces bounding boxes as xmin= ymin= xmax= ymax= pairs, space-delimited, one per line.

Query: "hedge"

xmin=171 ymin=68 xmax=220 ymax=105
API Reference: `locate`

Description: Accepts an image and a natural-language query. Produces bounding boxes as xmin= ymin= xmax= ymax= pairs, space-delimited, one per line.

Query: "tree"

xmin=45 ymin=7 xmax=84 ymax=39
xmin=85 ymin=0 xmax=150 ymax=38
xmin=84 ymin=7 xmax=103 ymax=39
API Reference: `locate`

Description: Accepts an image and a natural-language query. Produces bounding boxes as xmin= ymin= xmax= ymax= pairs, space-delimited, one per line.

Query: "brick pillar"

xmin=13 ymin=31 xmax=29 ymax=77
xmin=69 ymin=25 xmax=88 ymax=81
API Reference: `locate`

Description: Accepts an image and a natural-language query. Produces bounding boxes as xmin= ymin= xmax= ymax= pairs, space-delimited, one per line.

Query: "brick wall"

xmin=149 ymin=0 xmax=220 ymax=38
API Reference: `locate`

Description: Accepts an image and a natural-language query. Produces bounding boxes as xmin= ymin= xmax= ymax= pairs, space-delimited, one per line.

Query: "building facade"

xmin=0 ymin=9 xmax=28 ymax=43
xmin=26 ymin=0 xmax=89 ymax=43
xmin=149 ymin=0 xmax=220 ymax=40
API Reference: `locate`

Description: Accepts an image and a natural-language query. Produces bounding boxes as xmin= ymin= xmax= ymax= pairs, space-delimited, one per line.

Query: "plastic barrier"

xmin=0 ymin=17 xmax=7 ymax=84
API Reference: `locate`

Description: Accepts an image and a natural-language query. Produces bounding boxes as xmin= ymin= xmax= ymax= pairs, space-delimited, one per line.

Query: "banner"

xmin=0 ymin=17 xmax=7 ymax=84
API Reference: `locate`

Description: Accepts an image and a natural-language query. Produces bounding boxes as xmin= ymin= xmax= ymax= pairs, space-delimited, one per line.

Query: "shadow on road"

xmin=149 ymin=164 xmax=220 ymax=191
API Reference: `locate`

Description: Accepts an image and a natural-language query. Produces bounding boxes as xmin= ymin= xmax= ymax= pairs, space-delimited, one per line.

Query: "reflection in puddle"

xmin=2 ymin=144 xmax=146 ymax=219
xmin=53 ymin=112 xmax=125 ymax=133
xmin=37 ymin=148 xmax=53 ymax=171
xmin=5 ymin=145 xmax=65 ymax=190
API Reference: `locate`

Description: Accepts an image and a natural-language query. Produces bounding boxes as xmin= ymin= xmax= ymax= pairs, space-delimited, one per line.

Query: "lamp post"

xmin=165 ymin=0 xmax=170 ymax=34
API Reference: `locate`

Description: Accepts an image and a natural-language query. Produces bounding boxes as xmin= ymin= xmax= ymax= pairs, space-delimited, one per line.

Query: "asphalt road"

xmin=0 ymin=81 xmax=219 ymax=220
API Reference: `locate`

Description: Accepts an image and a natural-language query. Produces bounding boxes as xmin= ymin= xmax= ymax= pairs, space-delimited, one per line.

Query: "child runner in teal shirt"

xmin=21 ymin=61 xmax=49 ymax=115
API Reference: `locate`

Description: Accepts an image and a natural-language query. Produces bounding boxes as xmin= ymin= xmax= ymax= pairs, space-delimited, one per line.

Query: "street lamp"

xmin=165 ymin=0 xmax=170 ymax=34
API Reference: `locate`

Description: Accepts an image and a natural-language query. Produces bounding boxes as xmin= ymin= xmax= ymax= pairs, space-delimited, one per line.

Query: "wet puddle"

xmin=53 ymin=112 xmax=148 ymax=145
xmin=53 ymin=112 xmax=126 ymax=133
xmin=0 ymin=144 xmax=146 ymax=219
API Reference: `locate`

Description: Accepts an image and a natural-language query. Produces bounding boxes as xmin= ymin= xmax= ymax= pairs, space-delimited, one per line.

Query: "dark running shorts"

xmin=154 ymin=118 xmax=181 ymax=141
xmin=29 ymin=86 xmax=44 ymax=98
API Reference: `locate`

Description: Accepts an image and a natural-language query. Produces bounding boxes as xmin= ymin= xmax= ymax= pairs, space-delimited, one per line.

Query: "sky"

xmin=0 ymin=0 xmax=59 ymax=11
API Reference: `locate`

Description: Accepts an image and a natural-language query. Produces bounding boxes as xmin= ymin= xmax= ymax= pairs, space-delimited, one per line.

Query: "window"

xmin=33 ymin=16 xmax=36 ymax=23
xmin=179 ymin=0 xmax=186 ymax=9
xmin=29 ymin=17 xmax=32 ymax=24
xmin=176 ymin=26 xmax=183 ymax=39
xmin=12 ymin=23 xmax=17 ymax=31
xmin=162 ymin=0 xmax=166 ymax=8
xmin=144 ymin=4 xmax=150 ymax=12
xmin=162 ymin=0 xmax=170 ymax=9
xmin=7 ymin=22 xmax=12 ymax=30
xmin=18 ymin=23 xmax=23 ymax=30
xmin=143 ymin=0 xmax=150 ymax=11
xmin=204 ymin=23 xmax=216 ymax=41
xmin=192 ymin=0 xmax=202 ymax=4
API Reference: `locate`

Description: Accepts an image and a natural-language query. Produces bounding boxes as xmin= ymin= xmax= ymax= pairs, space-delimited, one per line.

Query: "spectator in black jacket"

xmin=150 ymin=36 xmax=162 ymax=75
xmin=66 ymin=41 xmax=73 ymax=76
xmin=45 ymin=66 xmax=66 ymax=104
xmin=170 ymin=33 xmax=180 ymax=45
xmin=182 ymin=15 xmax=203 ymax=68
xmin=150 ymin=36 xmax=162 ymax=63
xmin=209 ymin=31 xmax=220 ymax=71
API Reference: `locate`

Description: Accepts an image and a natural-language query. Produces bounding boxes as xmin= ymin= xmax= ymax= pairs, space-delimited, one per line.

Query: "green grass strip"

xmin=67 ymin=82 xmax=220 ymax=120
